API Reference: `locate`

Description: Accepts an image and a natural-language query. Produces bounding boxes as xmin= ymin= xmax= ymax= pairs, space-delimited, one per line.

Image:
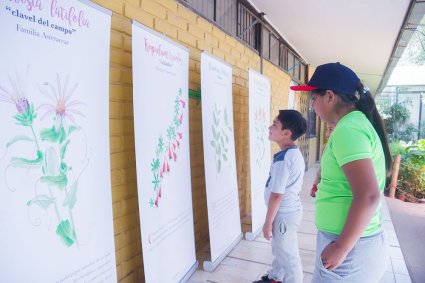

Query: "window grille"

xmin=179 ymin=0 xmax=308 ymax=83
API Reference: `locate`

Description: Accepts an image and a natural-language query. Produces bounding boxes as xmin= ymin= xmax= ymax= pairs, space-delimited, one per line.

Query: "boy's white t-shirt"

xmin=264 ymin=146 xmax=305 ymax=213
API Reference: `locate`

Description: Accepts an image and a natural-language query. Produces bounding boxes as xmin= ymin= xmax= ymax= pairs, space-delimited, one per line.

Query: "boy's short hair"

xmin=277 ymin=110 xmax=307 ymax=141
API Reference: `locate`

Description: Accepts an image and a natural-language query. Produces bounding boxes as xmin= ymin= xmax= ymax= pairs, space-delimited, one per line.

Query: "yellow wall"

xmin=91 ymin=0 xmax=313 ymax=281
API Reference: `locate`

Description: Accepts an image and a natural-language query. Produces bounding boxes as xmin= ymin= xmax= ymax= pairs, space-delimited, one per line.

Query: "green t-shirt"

xmin=316 ymin=111 xmax=386 ymax=237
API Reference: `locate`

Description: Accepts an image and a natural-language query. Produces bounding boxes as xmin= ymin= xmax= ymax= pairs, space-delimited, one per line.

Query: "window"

xmin=306 ymin=109 xmax=317 ymax=138
xmin=287 ymin=52 xmax=295 ymax=76
xmin=270 ymin=34 xmax=279 ymax=65
xmin=180 ymin=0 xmax=308 ymax=83
xmin=262 ymin=27 xmax=270 ymax=58
xmin=280 ymin=44 xmax=288 ymax=70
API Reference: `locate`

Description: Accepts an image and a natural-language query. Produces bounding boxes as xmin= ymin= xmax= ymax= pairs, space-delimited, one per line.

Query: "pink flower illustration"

xmin=0 ymin=72 xmax=29 ymax=113
xmin=38 ymin=74 xmax=84 ymax=132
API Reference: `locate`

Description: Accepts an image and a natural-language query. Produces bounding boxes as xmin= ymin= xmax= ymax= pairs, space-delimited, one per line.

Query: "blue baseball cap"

xmin=290 ymin=62 xmax=360 ymax=96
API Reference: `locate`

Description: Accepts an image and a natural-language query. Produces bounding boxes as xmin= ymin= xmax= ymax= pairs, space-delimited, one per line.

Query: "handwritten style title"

xmin=9 ymin=0 xmax=90 ymax=28
xmin=144 ymin=38 xmax=183 ymax=65
xmin=208 ymin=63 xmax=229 ymax=78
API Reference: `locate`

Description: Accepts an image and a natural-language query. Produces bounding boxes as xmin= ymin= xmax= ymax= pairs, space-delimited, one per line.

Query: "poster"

xmin=0 ymin=1 xmax=116 ymax=282
xmin=132 ymin=22 xmax=197 ymax=283
xmin=201 ymin=52 xmax=242 ymax=271
xmin=246 ymin=70 xmax=271 ymax=240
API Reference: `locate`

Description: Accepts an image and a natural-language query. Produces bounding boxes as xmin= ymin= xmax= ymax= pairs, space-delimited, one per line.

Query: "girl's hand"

xmin=310 ymin=184 xmax=318 ymax=197
xmin=321 ymin=241 xmax=349 ymax=270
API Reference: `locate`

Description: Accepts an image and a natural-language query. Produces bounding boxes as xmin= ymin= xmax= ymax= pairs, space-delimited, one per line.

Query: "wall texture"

xmin=91 ymin=0 xmax=315 ymax=281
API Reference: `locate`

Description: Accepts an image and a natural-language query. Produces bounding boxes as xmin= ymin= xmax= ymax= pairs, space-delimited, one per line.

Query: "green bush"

xmin=390 ymin=140 xmax=425 ymax=199
xmin=381 ymin=101 xmax=418 ymax=142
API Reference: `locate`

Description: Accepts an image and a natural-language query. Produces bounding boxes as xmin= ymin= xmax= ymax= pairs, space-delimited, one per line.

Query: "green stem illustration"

xmin=30 ymin=125 xmax=40 ymax=151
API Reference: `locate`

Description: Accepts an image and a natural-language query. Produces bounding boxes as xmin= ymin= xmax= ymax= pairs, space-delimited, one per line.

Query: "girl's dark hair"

xmin=313 ymin=84 xmax=391 ymax=173
xmin=354 ymin=83 xmax=391 ymax=173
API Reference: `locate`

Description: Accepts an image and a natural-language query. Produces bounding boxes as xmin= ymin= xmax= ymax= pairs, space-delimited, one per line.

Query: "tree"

xmin=382 ymin=101 xmax=417 ymax=141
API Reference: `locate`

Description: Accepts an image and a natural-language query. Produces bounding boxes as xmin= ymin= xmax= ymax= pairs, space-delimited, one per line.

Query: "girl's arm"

xmin=321 ymin=158 xmax=381 ymax=270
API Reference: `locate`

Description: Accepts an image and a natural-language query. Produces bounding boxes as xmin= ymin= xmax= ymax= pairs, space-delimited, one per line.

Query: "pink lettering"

xmin=144 ymin=38 xmax=183 ymax=65
xmin=9 ymin=0 xmax=43 ymax=12
xmin=50 ymin=0 xmax=90 ymax=28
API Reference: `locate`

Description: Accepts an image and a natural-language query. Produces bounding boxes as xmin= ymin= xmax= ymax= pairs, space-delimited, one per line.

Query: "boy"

xmin=254 ymin=110 xmax=307 ymax=283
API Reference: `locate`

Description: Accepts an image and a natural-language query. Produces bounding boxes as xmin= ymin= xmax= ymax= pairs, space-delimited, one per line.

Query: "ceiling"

xmin=247 ymin=0 xmax=425 ymax=94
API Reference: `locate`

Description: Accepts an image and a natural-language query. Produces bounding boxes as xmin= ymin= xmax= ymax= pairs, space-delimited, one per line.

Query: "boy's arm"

xmin=263 ymin=192 xmax=284 ymax=240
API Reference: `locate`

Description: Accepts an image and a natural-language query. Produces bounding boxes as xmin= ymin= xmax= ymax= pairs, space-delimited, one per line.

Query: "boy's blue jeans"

xmin=312 ymin=230 xmax=389 ymax=282
xmin=268 ymin=209 xmax=303 ymax=283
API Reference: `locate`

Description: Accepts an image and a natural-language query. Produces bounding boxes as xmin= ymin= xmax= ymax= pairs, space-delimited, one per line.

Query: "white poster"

xmin=201 ymin=52 xmax=242 ymax=271
xmin=132 ymin=22 xmax=197 ymax=283
xmin=246 ymin=70 xmax=271 ymax=241
xmin=0 ymin=1 xmax=116 ymax=283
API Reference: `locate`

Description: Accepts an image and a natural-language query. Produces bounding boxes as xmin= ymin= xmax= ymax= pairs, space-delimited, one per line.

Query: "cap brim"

xmin=290 ymin=85 xmax=317 ymax=91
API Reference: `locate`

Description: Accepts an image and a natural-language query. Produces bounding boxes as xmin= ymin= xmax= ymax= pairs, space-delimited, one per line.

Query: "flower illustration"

xmin=0 ymin=70 xmax=36 ymax=127
xmin=38 ymin=74 xmax=84 ymax=132
xmin=149 ymin=88 xmax=185 ymax=208
xmin=2 ymin=70 xmax=88 ymax=248
xmin=0 ymin=72 xmax=28 ymax=111
xmin=254 ymin=107 xmax=267 ymax=167
xmin=210 ymin=104 xmax=232 ymax=175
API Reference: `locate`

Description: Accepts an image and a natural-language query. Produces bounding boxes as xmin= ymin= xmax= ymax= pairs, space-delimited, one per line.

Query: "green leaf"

xmin=27 ymin=194 xmax=55 ymax=210
xmin=210 ymin=140 xmax=216 ymax=148
xmin=59 ymin=126 xmax=66 ymax=144
xmin=60 ymin=162 xmax=68 ymax=175
xmin=223 ymin=154 xmax=228 ymax=161
xmin=45 ymin=146 xmax=58 ymax=175
xmin=56 ymin=220 xmax=76 ymax=247
xmin=40 ymin=174 xmax=68 ymax=190
xmin=63 ymin=181 xmax=78 ymax=209
xmin=68 ymin=125 xmax=79 ymax=136
xmin=152 ymin=173 xmax=159 ymax=189
xmin=40 ymin=126 xmax=64 ymax=143
xmin=212 ymin=126 xmax=217 ymax=139
xmin=60 ymin=140 xmax=70 ymax=159
xmin=6 ymin=135 xmax=34 ymax=148
xmin=13 ymin=103 xmax=36 ymax=127
xmin=150 ymin=158 xmax=160 ymax=172
xmin=10 ymin=150 xmax=43 ymax=169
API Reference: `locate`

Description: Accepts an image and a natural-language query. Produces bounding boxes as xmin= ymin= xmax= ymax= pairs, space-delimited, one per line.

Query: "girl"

xmin=291 ymin=62 xmax=391 ymax=282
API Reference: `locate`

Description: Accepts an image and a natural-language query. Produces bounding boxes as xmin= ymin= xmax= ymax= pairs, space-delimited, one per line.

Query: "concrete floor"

xmin=386 ymin=197 xmax=425 ymax=283
xmin=188 ymin=164 xmax=413 ymax=283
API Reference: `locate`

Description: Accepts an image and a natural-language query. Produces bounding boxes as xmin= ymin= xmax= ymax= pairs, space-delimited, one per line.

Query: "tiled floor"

xmin=188 ymin=164 xmax=412 ymax=283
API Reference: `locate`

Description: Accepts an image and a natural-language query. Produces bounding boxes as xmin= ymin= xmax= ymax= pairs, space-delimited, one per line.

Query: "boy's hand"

xmin=320 ymin=241 xmax=349 ymax=270
xmin=262 ymin=223 xmax=273 ymax=240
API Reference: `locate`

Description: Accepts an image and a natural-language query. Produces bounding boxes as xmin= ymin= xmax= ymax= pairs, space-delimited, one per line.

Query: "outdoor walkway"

xmin=386 ymin=197 xmax=425 ymax=283
xmin=188 ymin=164 xmax=412 ymax=283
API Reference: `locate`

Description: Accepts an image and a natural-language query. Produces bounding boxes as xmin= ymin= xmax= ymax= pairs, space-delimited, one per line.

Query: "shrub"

xmin=390 ymin=140 xmax=425 ymax=199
